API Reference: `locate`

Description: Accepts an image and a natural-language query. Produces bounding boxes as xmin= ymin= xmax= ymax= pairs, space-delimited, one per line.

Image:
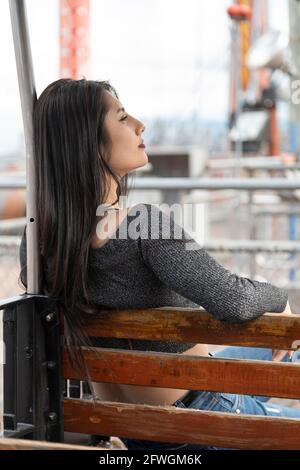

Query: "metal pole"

xmin=4 ymin=175 xmax=300 ymax=191
xmin=9 ymin=0 xmax=39 ymax=294
xmin=6 ymin=1 xmax=63 ymax=443
xmin=132 ymin=177 xmax=300 ymax=190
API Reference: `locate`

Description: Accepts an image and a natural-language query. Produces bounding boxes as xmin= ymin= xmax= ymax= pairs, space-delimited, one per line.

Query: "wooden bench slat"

xmin=0 ymin=437 xmax=104 ymax=450
xmin=64 ymin=398 xmax=300 ymax=450
xmin=82 ymin=309 xmax=300 ymax=350
xmin=63 ymin=347 xmax=300 ymax=399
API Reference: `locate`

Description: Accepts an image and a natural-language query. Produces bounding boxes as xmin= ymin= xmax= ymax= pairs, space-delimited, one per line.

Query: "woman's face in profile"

xmin=102 ymin=90 xmax=148 ymax=176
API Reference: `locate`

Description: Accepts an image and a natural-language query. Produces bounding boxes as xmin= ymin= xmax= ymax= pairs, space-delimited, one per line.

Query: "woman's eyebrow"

xmin=116 ymin=106 xmax=125 ymax=113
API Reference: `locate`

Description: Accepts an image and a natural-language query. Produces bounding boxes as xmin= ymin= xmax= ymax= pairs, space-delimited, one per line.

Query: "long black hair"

xmin=19 ymin=78 xmax=131 ymax=376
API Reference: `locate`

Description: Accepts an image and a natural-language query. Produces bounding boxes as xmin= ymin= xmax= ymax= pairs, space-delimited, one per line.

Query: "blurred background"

xmin=1 ymin=0 xmax=300 ymax=299
xmin=1 ymin=0 xmax=300 ymax=429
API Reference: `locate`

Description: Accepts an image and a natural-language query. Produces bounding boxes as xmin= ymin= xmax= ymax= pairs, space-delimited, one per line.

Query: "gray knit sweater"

xmin=19 ymin=203 xmax=288 ymax=353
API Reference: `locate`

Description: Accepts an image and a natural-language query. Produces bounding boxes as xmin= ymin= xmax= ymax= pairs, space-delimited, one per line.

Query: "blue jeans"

xmin=122 ymin=347 xmax=300 ymax=451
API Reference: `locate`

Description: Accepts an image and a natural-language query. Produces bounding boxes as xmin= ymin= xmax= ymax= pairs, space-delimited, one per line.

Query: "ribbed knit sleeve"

xmin=138 ymin=204 xmax=288 ymax=323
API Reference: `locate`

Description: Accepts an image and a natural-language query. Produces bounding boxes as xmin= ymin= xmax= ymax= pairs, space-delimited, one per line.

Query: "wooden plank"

xmin=63 ymin=347 xmax=300 ymax=399
xmin=64 ymin=398 xmax=300 ymax=450
xmin=82 ymin=309 xmax=300 ymax=350
xmin=0 ymin=437 xmax=106 ymax=450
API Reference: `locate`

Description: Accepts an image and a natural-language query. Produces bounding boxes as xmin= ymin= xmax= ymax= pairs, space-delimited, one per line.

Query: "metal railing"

xmin=2 ymin=174 xmax=300 ymax=190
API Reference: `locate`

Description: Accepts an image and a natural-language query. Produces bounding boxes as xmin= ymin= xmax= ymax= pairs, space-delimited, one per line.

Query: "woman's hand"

xmin=272 ymin=300 xmax=293 ymax=361
xmin=272 ymin=349 xmax=291 ymax=361
xmin=282 ymin=299 xmax=292 ymax=314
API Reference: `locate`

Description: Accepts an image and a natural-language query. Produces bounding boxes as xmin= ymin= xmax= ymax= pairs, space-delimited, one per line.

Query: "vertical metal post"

xmin=9 ymin=0 xmax=39 ymax=294
xmin=6 ymin=1 xmax=64 ymax=442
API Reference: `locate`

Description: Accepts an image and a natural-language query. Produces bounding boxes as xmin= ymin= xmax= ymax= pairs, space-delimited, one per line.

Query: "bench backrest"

xmin=62 ymin=307 xmax=300 ymax=450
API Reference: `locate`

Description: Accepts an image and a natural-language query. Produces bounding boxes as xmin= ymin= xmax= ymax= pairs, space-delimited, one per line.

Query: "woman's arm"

xmin=139 ymin=204 xmax=288 ymax=323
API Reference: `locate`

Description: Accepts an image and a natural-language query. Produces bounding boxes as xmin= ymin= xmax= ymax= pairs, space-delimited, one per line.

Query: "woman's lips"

xmin=138 ymin=144 xmax=146 ymax=148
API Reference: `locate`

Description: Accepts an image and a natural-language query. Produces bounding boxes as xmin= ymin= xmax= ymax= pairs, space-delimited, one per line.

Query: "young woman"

xmin=19 ymin=78 xmax=300 ymax=451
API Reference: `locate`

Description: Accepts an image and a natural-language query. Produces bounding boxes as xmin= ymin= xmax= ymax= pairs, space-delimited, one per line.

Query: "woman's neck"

xmin=104 ymin=179 xmax=119 ymax=208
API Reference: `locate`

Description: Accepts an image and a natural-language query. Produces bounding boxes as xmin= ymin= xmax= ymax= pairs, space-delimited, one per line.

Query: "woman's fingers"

xmin=272 ymin=349 xmax=290 ymax=361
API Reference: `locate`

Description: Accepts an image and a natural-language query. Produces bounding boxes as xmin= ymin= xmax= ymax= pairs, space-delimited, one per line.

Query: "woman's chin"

xmin=137 ymin=152 xmax=149 ymax=167
xmin=127 ymin=153 xmax=149 ymax=174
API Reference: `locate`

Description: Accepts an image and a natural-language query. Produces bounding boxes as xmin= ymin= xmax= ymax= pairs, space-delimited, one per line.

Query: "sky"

xmin=0 ymin=0 xmax=289 ymax=156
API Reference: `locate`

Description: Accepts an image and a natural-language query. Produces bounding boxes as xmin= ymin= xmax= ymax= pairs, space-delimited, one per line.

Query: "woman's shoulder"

xmin=90 ymin=202 xmax=187 ymax=251
xmin=131 ymin=202 xmax=189 ymax=241
xmin=90 ymin=203 xmax=151 ymax=250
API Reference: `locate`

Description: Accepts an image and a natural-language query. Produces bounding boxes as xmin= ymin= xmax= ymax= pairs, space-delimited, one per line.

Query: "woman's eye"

xmin=120 ymin=115 xmax=128 ymax=121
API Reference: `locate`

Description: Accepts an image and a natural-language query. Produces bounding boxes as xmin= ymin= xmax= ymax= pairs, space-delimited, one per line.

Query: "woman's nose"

xmin=136 ymin=121 xmax=146 ymax=135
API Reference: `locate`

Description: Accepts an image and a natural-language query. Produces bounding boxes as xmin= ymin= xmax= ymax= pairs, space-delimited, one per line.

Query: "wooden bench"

xmin=2 ymin=294 xmax=300 ymax=450
xmin=0 ymin=437 xmax=105 ymax=451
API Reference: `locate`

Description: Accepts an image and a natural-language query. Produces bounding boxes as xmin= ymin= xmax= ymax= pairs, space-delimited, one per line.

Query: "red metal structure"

xmin=227 ymin=0 xmax=280 ymax=156
xmin=59 ymin=0 xmax=90 ymax=79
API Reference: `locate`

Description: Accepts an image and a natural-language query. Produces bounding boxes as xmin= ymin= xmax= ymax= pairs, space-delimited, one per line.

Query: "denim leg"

xmin=214 ymin=345 xmax=300 ymax=365
xmin=212 ymin=346 xmax=273 ymax=361
xmin=291 ymin=349 xmax=300 ymax=364
xmin=239 ymin=394 xmax=300 ymax=418
xmin=182 ymin=384 xmax=300 ymax=430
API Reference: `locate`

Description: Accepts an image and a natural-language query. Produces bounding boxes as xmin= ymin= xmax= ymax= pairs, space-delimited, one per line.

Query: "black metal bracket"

xmin=2 ymin=293 xmax=63 ymax=442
